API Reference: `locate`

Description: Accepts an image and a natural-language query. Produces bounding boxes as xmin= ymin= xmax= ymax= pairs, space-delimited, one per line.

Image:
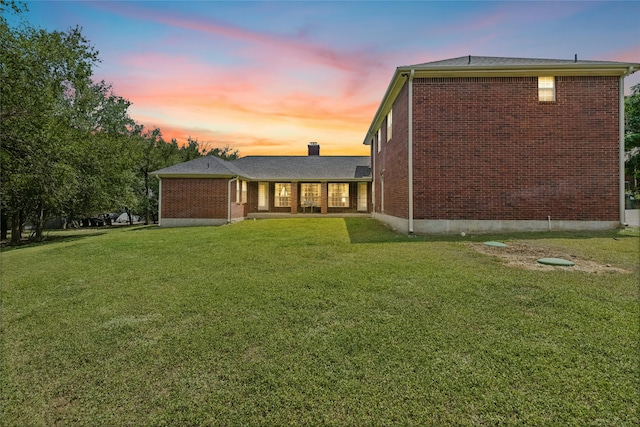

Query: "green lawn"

xmin=1 ymin=219 xmax=638 ymax=426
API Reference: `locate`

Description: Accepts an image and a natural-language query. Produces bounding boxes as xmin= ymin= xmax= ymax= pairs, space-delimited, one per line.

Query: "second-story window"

xmin=538 ymin=77 xmax=555 ymax=102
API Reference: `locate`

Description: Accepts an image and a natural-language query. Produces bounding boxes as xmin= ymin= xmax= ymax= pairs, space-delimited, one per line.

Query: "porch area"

xmin=247 ymin=212 xmax=372 ymax=219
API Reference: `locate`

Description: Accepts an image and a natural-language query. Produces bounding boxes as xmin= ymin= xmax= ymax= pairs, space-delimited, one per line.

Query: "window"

xmin=329 ymin=183 xmax=349 ymax=207
xmin=387 ymin=109 xmax=393 ymax=141
xmin=274 ymin=183 xmax=291 ymax=207
xmin=241 ymin=181 xmax=247 ymax=204
xmin=376 ymin=129 xmax=381 ymax=153
xmin=235 ymin=180 xmax=241 ymax=203
xmin=300 ymin=183 xmax=320 ymax=206
xmin=538 ymin=76 xmax=555 ymax=102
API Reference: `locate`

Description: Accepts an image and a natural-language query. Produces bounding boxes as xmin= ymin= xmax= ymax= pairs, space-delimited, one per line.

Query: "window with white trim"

xmin=387 ymin=109 xmax=392 ymax=141
xmin=376 ymin=129 xmax=381 ymax=153
xmin=538 ymin=76 xmax=555 ymax=102
xmin=241 ymin=181 xmax=247 ymax=204
xmin=274 ymin=183 xmax=291 ymax=207
xmin=328 ymin=183 xmax=349 ymax=208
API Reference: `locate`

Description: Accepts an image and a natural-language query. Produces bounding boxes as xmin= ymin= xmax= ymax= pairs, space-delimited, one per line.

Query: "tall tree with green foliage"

xmin=625 ymin=83 xmax=640 ymax=191
xmin=0 ymin=2 xmax=137 ymax=242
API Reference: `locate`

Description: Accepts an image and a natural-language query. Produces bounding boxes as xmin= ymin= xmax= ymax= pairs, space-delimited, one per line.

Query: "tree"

xmin=0 ymin=4 xmax=137 ymax=242
xmin=179 ymin=136 xmax=206 ymax=161
xmin=133 ymin=126 xmax=182 ymax=225
xmin=207 ymin=144 xmax=239 ymax=161
xmin=625 ymin=83 xmax=640 ymax=191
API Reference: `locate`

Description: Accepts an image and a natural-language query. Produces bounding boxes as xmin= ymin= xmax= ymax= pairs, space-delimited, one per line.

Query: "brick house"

xmin=364 ymin=56 xmax=640 ymax=233
xmin=153 ymin=143 xmax=371 ymax=227
xmin=155 ymin=55 xmax=639 ymax=232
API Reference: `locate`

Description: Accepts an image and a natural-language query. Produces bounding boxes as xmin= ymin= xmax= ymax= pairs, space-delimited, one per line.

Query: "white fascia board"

xmin=409 ymin=64 xmax=640 ymax=78
xmin=362 ymin=68 xmax=407 ymax=145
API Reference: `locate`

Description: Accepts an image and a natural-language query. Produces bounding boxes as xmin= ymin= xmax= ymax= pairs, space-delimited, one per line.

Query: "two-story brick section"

xmin=364 ymin=56 xmax=639 ymax=233
xmin=155 ymin=55 xmax=639 ymax=233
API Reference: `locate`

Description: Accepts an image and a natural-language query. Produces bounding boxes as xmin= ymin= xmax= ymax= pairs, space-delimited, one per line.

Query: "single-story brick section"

xmin=153 ymin=142 xmax=371 ymax=227
xmin=155 ymin=55 xmax=640 ymax=233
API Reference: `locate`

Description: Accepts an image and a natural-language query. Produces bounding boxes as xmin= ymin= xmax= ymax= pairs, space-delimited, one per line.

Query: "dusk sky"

xmin=12 ymin=1 xmax=640 ymax=156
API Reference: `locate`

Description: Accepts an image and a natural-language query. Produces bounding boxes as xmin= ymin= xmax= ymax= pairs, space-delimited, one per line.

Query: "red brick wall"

xmin=374 ymin=82 xmax=410 ymax=218
xmin=161 ymin=178 xmax=229 ymax=219
xmin=410 ymin=75 xmax=619 ymax=221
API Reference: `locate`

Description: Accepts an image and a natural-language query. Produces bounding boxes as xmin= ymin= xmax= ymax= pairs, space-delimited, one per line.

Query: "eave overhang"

xmin=153 ymin=173 xmax=371 ymax=182
xmin=154 ymin=173 xmax=249 ymax=180
xmin=249 ymin=177 xmax=372 ymax=182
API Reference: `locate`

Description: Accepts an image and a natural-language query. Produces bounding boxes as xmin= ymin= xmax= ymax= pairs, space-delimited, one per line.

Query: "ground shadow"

xmin=0 ymin=231 xmax=108 ymax=252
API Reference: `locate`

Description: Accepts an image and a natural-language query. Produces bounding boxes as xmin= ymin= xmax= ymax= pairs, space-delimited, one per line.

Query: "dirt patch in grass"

xmin=469 ymin=241 xmax=631 ymax=273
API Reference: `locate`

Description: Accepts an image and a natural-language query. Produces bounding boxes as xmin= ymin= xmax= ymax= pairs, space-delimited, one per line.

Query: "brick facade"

xmin=374 ymin=83 xmax=410 ymax=219
xmin=161 ymin=178 xmax=229 ymax=219
xmin=375 ymin=75 xmax=620 ymax=223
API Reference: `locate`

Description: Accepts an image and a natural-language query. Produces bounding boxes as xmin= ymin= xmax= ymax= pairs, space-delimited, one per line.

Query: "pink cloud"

xmin=101 ymin=49 xmax=381 ymax=143
xmin=606 ymin=46 xmax=640 ymax=63
xmin=83 ymin=2 xmax=394 ymax=156
xmin=87 ymin=2 xmax=386 ymax=75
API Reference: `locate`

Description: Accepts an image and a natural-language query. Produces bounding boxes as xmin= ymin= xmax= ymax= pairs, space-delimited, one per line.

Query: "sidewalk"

xmin=625 ymin=210 xmax=640 ymax=227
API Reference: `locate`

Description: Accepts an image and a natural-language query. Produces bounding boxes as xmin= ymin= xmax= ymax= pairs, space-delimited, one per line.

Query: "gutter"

xmin=157 ymin=177 xmax=162 ymax=227
xmin=228 ymin=176 xmax=239 ymax=224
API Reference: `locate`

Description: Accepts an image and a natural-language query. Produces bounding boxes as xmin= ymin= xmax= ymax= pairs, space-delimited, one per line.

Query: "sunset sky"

xmin=12 ymin=1 xmax=640 ymax=156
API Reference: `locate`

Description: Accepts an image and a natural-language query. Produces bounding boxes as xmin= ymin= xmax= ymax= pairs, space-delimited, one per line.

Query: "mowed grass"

xmin=1 ymin=218 xmax=638 ymax=426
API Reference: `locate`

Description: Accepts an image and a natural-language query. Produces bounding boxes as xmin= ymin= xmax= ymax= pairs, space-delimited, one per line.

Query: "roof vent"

xmin=308 ymin=142 xmax=320 ymax=156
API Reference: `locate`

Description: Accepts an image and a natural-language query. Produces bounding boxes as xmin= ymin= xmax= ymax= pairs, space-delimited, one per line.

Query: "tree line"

xmin=0 ymin=2 xmax=238 ymax=243
xmin=626 ymin=83 xmax=640 ymax=194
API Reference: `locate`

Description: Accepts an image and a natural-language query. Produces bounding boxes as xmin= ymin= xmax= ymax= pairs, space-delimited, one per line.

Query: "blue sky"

xmin=11 ymin=1 xmax=640 ymax=155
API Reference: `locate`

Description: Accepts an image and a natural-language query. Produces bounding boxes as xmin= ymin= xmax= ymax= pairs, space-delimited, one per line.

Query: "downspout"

xmin=228 ymin=176 xmax=239 ymax=224
xmin=408 ymin=69 xmax=415 ymax=233
xmin=620 ymin=67 xmax=633 ymax=226
xmin=157 ymin=178 xmax=162 ymax=226
xmin=371 ymin=135 xmax=376 ymax=215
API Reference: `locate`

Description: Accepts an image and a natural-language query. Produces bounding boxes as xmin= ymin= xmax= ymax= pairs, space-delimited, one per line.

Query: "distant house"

xmin=363 ymin=56 xmax=640 ymax=233
xmin=155 ymin=55 xmax=640 ymax=233
xmin=153 ymin=143 xmax=371 ymax=227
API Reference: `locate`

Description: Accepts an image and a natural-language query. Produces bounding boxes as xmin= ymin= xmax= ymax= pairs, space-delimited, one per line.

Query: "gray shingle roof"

xmin=152 ymin=155 xmax=246 ymax=177
xmin=153 ymin=155 xmax=371 ymax=181
xmin=235 ymin=156 xmax=370 ymax=180
xmin=405 ymin=55 xmax=630 ymax=68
